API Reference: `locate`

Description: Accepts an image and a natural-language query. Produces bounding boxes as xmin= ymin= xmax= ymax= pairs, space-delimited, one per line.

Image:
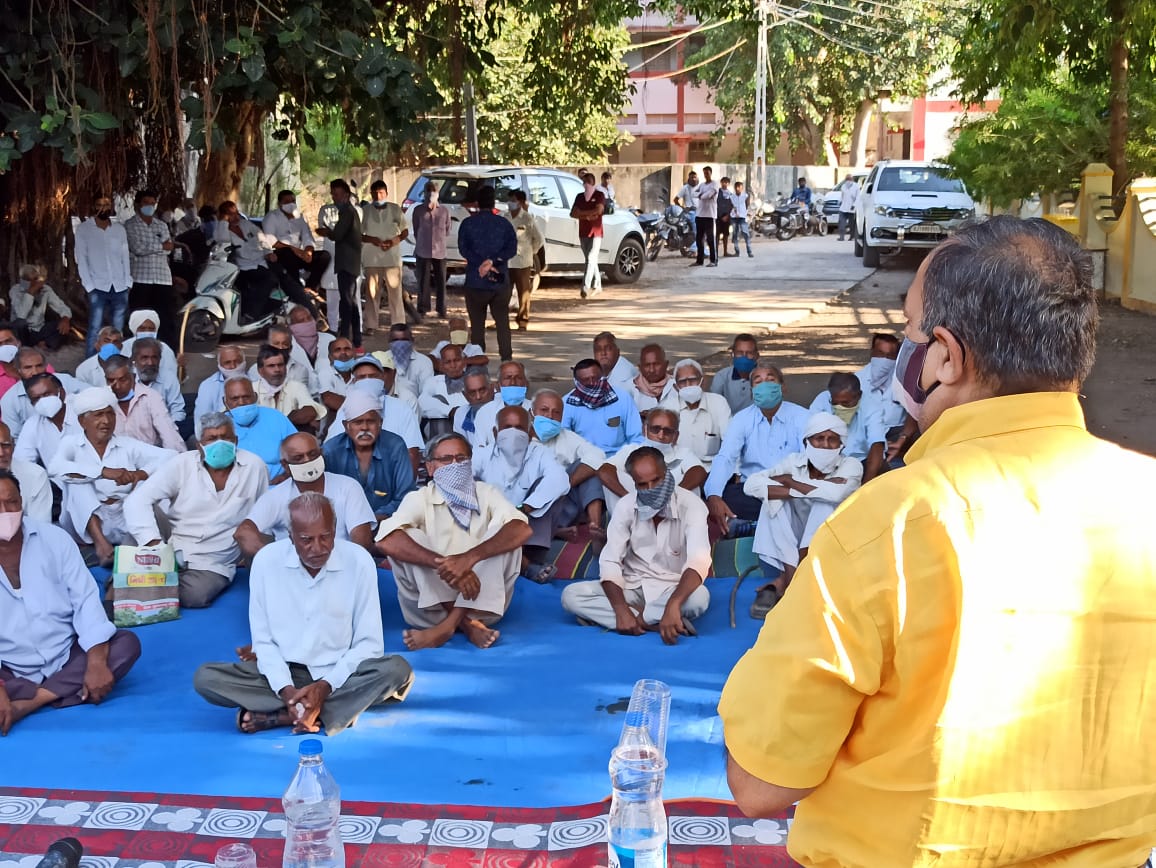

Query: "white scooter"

xmin=179 ymin=244 xmax=289 ymax=353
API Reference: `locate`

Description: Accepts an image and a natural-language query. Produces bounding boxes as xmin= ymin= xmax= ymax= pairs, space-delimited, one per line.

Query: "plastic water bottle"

xmin=608 ymin=712 xmax=668 ymax=868
xmin=282 ymin=739 xmax=345 ymax=868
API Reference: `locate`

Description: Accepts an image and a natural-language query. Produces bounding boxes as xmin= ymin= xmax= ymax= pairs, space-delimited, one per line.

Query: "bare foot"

xmin=236 ymin=644 xmax=257 ymax=662
xmin=555 ymin=525 xmax=580 ymax=543
xmin=403 ymin=623 xmax=455 ymax=651
xmin=462 ymin=618 xmax=500 ymax=649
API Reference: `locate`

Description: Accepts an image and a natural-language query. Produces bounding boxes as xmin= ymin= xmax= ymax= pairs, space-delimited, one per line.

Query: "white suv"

xmin=855 ymin=160 xmax=975 ymax=267
xmin=399 ymin=165 xmax=647 ymax=284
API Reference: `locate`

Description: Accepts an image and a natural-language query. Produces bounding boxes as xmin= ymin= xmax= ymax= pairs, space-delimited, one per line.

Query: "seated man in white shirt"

xmin=387 ymin=322 xmax=434 ymax=396
xmin=593 ymin=330 xmax=638 ymax=394
xmin=234 ymin=432 xmax=376 ymax=559
xmin=529 ymin=389 xmax=606 ymax=541
xmin=248 ymin=321 xmax=323 ymax=395
xmin=376 ymin=433 xmax=532 ymax=651
xmin=130 ymin=337 xmax=186 ymax=425
xmin=473 ymin=405 xmax=570 ymax=584
xmin=124 ymin=412 xmax=269 ymax=608
xmin=215 ymin=200 xmax=312 ymax=324
xmin=0 ymin=470 xmax=141 ymax=735
xmin=194 ymin=492 xmax=413 ymax=734
xmin=598 ymin=408 xmax=707 ymax=514
xmin=194 ymin=346 xmax=247 ymax=437
xmin=373 ymin=350 xmax=419 ymax=412
xmin=429 ymin=318 xmax=488 ymax=371
xmin=454 ymin=369 xmax=495 ymax=445
xmin=561 ymin=446 xmax=710 ymax=644
xmin=743 ymin=411 xmax=862 ymax=617
xmin=48 ymin=387 xmax=174 ymax=564
xmin=0 ymin=347 xmax=83 ymax=438
xmin=418 ymin=343 xmax=469 ymax=434
xmin=76 ymin=328 xmax=123 ymax=386
xmin=14 ymin=374 xmax=84 ymax=470
xmin=103 ymin=354 xmax=186 ymax=451
xmin=626 ymin=343 xmax=676 ymax=413
xmin=263 ymin=189 xmax=330 ymax=311
xmin=253 ymin=344 xmax=324 ymax=431
xmin=660 ymin=358 xmax=732 ymax=469
xmin=807 ymin=371 xmax=886 ymax=482
xmin=462 ymin=360 xmax=531 ymax=450
xmin=318 ymin=337 xmax=358 ymax=416
xmin=0 ymin=422 xmax=51 ymax=521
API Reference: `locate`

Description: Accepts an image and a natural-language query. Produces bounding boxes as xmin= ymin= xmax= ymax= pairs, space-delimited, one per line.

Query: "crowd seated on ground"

xmin=0 ymin=282 xmax=922 ymax=732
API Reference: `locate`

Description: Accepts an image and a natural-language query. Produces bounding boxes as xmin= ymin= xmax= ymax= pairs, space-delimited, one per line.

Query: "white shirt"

xmin=455 ymin=396 xmax=533 ymax=449
xmin=607 ymin=356 xmax=639 ymax=394
xmin=603 ymin=442 xmax=705 ymax=513
xmin=599 ymin=488 xmax=711 ymax=603
xmin=806 ymin=393 xmax=888 ymax=461
xmin=261 ymin=208 xmax=318 ymax=249
xmin=245 ymin=473 xmax=375 ymax=542
xmin=696 ymin=180 xmax=720 ymax=219
xmin=193 ymin=371 xmax=232 ymax=437
xmin=325 ymin=393 xmax=423 ymax=451
xmin=658 ymin=390 xmax=733 ymax=468
xmin=419 ymin=375 xmax=469 ymax=421
xmin=855 ymin=363 xmax=907 ymax=429
xmin=249 ymin=538 xmax=384 ymax=694
xmin=731 ymin=192 xmax=750 ymax=220
xmin=625 ymin=378 xmax=676 ymax=413
xmin=214 ymin=219 xmax=275 ymax=271
xmin=76 ymin=353 xmax=108 ymax=387
xmin=677 ymin=183 xmax=700 ymax=210
xmin=430 ymin=340 xmax=485 ymax=362
xmin=14 ymin=407 xmax=84 ymax=468
xmin=0 ymin=373 xmax=85 ymax=439
xmin=0 ymin=520 xmax=116 ymax=680
xmin=536 ymin=428 xmax=605 ymax=472
xmin=74 ymin=219 xmax=132 ymax=293
xmin=394 ymin=351 xmax=434 ymax=396
xmin=839 ymin=180 xmax=861 ymax=213
xmin=473 ymin=439 xmax=570 ymax=517
xmin=10 ymin=459 xmax=52 ymax=522
xmin=121 ymin=337 xmax=178 ymax=384
xmin=124 ymin=448 xmax=269 ymax=578
xmin=254 ymin=376 xmax=325 ymax=421
xmin=247 ymin=342 xmax=323 ymax=397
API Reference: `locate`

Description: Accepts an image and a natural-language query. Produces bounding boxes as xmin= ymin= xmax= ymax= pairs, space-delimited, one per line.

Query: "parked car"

xmin=821 ymin=172 xmax=868 ymax=226
xmin=399 ymin=166 xmax=647 ymax=284
xmin=854 ymin=160 xmax=975 ymax=267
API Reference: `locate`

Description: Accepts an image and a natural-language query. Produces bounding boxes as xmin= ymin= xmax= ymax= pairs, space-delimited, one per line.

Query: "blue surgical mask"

xmin=733 ymin=355 xmax=757 ymax=375
xmin=500 ymin=385 xmax=527 ymax=406
xmin=121 ymin=389 xmax=135 ymax=402
xmin=140 ymin=205 xmax=157 ymax=217
xmin=532 ymin=415 xmax=562 ymax=442
xmin=135 ymin=331 xmax=157 ymax=341
xmin=201 ymin=439 xmax=237 ymax=469
xmin=229 ymin=404 xmax=259 ymax=426
xmin=333 ymin=358 xmax=356 ymax=373
xmin=752 ymin=381 xmax=783 ymax=410
xmin=98 ymin=343 xmax=121 ymax=361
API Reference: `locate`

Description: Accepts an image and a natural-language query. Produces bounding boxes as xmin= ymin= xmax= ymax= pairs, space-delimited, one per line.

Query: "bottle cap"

xmin=299 ymin=739 xmax=323 ymax=756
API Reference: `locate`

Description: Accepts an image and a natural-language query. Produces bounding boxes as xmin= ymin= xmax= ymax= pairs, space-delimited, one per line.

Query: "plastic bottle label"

xmin=607 ymin=842 xmax=667 ymax=868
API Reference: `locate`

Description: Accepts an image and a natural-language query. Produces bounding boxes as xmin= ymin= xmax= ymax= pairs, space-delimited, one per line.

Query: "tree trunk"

xmin=1106 ymin=0 xmax=1130 ymax=197
xmin=821 ymin=111 xmax=840 ymax=167
xmin=195 ymin=100 xmax=267 ymax=205
xmin=850 ymin=98 xmax=875 ymax=166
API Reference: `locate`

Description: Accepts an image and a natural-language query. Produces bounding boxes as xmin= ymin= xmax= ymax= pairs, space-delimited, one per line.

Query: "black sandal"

xmin=749 ymin=584 xmax=781 ymax=620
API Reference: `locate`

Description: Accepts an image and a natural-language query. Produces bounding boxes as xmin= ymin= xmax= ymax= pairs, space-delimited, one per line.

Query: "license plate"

xmin=909 ymin=223 xmax=943 ymax=235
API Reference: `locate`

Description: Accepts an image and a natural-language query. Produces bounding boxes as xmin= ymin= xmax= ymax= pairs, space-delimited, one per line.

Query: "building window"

xmin=624 ymin=31 xmax=679 ymax=73
xmin=688 ymin=139 xmax=713 ymax=160
xmin=643 ymin=139 xmax=671 ymax=162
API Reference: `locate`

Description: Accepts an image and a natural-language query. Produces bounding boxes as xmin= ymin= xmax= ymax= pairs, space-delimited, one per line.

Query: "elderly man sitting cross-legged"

xmin=376 ymin=433 xmax=532 ymax=651
xmin=561 ymin=446 xmax=710 ymax=645
xmin=0 ymin=470 xmax=141 ymax=734
xmin=194 ymin=492 xmax=414 ymax=735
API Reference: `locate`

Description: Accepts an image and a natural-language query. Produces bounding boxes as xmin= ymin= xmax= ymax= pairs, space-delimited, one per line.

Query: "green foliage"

xmin=946 ymin=73 xmax=1156 ymax=206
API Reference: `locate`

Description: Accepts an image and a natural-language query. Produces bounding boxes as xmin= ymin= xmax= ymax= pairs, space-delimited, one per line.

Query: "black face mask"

xmin=96 ymin=210 xmax=112 ymax=220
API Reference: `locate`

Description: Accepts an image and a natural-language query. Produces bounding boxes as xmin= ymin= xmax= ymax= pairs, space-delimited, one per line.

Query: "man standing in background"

xmin=837 ymin=175 xmax=860 ymax=242
xmin=360 ymin=180 xmax=408 ymax=335
xmin=505 ymin=190 xmax=544 ymax=331
xmin=570 ymin=172 xmax=606 ymax=300
xmin=317 ymin=179 xmax=363 ymax=351
xmin=412 ymin=181 xmax=451 ymax=320
xmin=75 ymin=194 xmax=132 ymax=357
xmin=123 ymin=189 xmax=178 ymax=349
xmin=692 ymin=166 xmax=719 ymax=268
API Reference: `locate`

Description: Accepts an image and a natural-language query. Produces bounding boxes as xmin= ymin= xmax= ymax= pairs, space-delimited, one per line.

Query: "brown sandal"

xmin=236 ymin=708 xmax=286 ymax=733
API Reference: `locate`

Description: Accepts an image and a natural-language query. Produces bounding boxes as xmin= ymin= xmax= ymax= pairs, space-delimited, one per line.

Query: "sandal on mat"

xmin=749 ymin=584 xmax=781 ymax=620
xmin=236 ymin=708 xmax=285 ymax=733
xmin=521 ymin=562 xmax=557 ymax=584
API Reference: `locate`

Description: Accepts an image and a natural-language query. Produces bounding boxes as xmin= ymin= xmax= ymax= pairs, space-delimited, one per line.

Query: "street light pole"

xmin=753 ymin=0 xmax=772 ymax=200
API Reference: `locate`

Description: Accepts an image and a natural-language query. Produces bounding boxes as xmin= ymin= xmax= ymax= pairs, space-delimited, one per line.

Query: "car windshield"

xmin=876 ymin=167 xmax=966 ymax=194
xmin=408 ymin=174 xmax=520 ymax=205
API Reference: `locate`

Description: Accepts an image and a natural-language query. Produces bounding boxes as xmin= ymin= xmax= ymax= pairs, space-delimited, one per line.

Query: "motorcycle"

xmin=632 ymin=209 xmax=664 ymax=262
xmin=751 ymin=195 xmax=802 ymax=241
xmin=800 ymin=199 xmax=829 ymax=237
xmin=179 ymin=244 xmax=292 ymax=353
xmin=648 ymin=203 xmax=697 ymax=260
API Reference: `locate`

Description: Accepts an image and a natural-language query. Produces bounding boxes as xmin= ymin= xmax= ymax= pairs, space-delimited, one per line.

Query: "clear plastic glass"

xmin=282 ymin=740 xmax=344 ymax=868
xmin=215 ymin=843 xmax=257 ymax=868
xmin=620 ymin=679 xmax=671 ymax=758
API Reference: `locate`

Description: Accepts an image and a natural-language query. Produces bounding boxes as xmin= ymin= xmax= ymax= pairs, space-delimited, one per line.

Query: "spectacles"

xmin=675 ymin=376 xmax=702 ymax=387
xmin=430 ymin=454 xmax=470 ymax=465
xmin=647 ymin=425 xmax=677 ymax=437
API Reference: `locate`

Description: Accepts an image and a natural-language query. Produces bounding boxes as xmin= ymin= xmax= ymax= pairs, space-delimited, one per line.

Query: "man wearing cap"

xmin=123 ymin=309 xmax=179 ymax=382
xmin=377 ymin=432 xmax=532 ymax=651
xmin=222 ymin=377 xmax=298 ymax=480
xmin=14 ymin=374 xmax=84 ymax=470
xmin=322 ymin=389 xmax=416 ymax=521
xmin=561 ymin=446 xmax=710 ymax=644
xmin=323 ymin=356 xmax=423 ymax=474
xmin=102 ymin=353 xmax=186 ymax=452
xmin=252 ymin=344 xmax=325 ymax=431
xmin=48 ymin=387 xmax=174 ymax=564
xmin=742 ymin=411 xmax=862 ymax=616
xmin=372 ymin=350 xmax=418 ymax=412
xmin=125 ymin=411 xmax=269 ymax=608
xmin=234 ymin=432 xmax=376 ymax=559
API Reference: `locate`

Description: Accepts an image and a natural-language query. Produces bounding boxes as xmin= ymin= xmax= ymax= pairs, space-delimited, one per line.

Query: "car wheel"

xmin=609 ymin=237 xmax=645 ymax=283
xmin=182 ymin=307 xmax=221 ymax=354
xmin=853 ymin=234 xmax=863 ymax=257
xmin=862 ymin=241 xmax=881 ymax=267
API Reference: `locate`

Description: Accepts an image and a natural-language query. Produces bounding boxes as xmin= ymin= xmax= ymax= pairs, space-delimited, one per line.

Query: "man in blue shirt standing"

xmin=323 ymin=390 xmax=416 ymax=521
xmin=457 ymin=186 xmax=517 ymax=363
xmin=562 ymin=358 xmax=644 ymax=454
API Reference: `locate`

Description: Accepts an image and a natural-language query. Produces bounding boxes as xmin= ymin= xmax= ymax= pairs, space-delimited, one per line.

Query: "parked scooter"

xmin=179 ymin=244 xmax=291 ymax=353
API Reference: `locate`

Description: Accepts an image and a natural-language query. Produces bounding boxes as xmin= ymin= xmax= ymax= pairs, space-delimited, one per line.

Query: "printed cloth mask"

xmin=289 ymin=455 xmax=325 ymax=483
xmin=433 ymin=460 xmax=480 ymax=530
xmin=636 ymin=471 xmax=676 ymax=520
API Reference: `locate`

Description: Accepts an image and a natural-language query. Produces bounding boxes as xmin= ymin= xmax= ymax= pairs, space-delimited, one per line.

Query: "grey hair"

xmin=752 ymin=360 xmax=784 ymax=381
xmin=101 ymin=353 xmax=132 ymax=374
xmin=646 ymin=407 xmax=680 ymax=429
xmin=130 ymin=337 xmax=162 ymax=358
xmin=218 ymin=345 xmax=245 ymax=362
xmin=288 ymin=491 xmax=336 ymax=531
xmin=18 ymin=264 xmax=43 ymax=281
xmin=625 ymin=444 xmax=667 ymax=477
xmin=921 ymin=216 xmax=1097 ymax=393
xmin=15 ymin=346 xmax=44 ymax=367
xmin=531 ymin=387 xmax=561 ymax=405
xmin=424 ymin=432 xmax=472 ymax=461
xmin=672 ymin=358 xmax=703 ymax=377
xmin=463 ymin=365 xmax=489 ymax=380
xmin=97 ymin=326 xmax=122 ymax=342
xmin=199 ymin=412 xmax=234 ymax=436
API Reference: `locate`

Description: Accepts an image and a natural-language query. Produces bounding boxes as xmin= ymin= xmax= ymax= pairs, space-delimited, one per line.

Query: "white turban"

xmin=128 ymin=309 xmax=159 ymax=334
xmin=804 ymin=411 xmax=848 ymax=443
xmin=74 ymin=387 xmax=117 ymax=416
xmin=342 ymin=390 xmax=383 ymax=422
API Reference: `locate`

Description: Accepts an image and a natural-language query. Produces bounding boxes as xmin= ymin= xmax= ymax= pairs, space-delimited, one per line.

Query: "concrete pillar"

xmin=1079 ymin=162 xmax=1114 ymax=251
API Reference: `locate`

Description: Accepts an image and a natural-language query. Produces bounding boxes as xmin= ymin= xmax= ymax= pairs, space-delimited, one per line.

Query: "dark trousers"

xmin=722 ymin=477 xmax=762 ymax=522
xmin=266 ymin=259 xmax=318 ymax=316
xmin=0 ymin=630 xmax=141 ymax=708
xmin=838 ymin=211 xmax=855 ymax=241
xmin=717 ymin=216 xmax=731 ymax=253
xmin=465 ymin=284 xmax=513 ymax=362
xmin=129 ymin=282 xmax=180 ymax=349
xmin=415 ymin=257 xmax=447 ymax=317
xmin=337 ymin=269 xmax=361 ymax=348
xmin=695 ymin=216 xmax=717 ymax=264
xmin=15 ymin=317 xmax=67 ymax=350
xmin=274 ymin=246 xmax=331 ymax=292
xmin=235 ymin=268 xmax=280 ymax=320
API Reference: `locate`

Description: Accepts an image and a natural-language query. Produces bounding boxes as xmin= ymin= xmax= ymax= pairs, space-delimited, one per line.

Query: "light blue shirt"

xmin=808 ymin=392 xmax=887 ymax=461
xmin=855 ymin=365 xmax=907 ymax=429
xmin=194 ymin=372 xmax=228 ymax=438
xmin=0 ymin=520 xmax=116 ymax=680
xmin=233 ymin=405 xmax=298 ymax=479
xmin=703 ymin=402 xmax=809 ymax=498
xmin=142 ymin=372 xmax=185 ymax=422
xmin=561 ymin=387 xmax=644 ymax=453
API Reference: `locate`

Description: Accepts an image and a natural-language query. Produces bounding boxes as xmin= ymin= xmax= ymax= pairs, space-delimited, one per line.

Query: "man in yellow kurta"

xmin=720 ymin=217 xmax=1156 ymax=867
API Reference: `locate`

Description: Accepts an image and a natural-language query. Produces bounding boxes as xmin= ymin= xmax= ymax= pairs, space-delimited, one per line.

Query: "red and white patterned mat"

xmin=0 ymin=789 xmax=797 ymax=867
